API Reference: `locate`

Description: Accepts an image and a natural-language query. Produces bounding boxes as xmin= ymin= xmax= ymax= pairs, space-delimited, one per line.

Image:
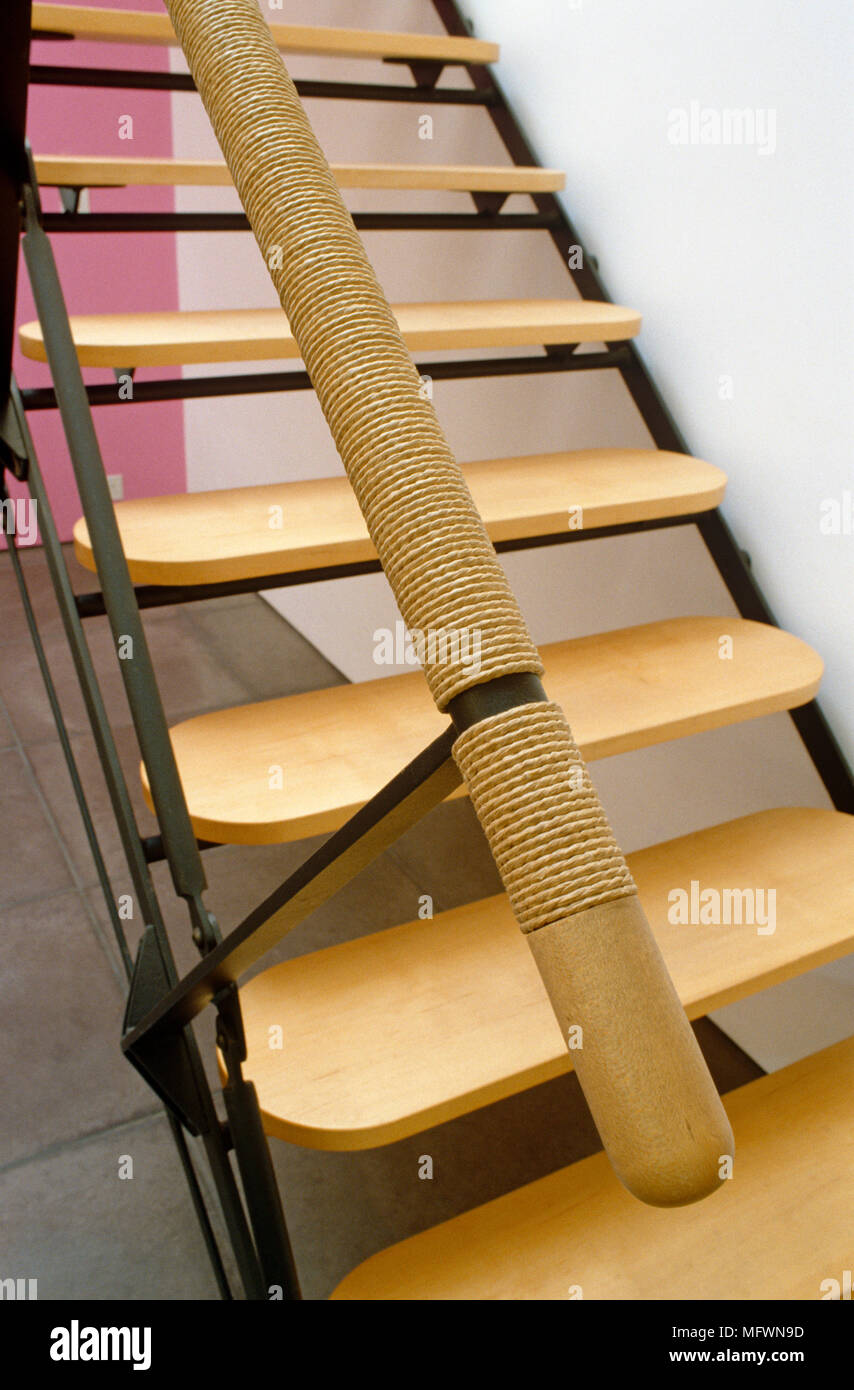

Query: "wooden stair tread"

xmin=31 ymin=4 xmax=500 ymax=63
xmin=144 ymin=618 xmax=822 ymax=844
xmin=72 ymin=450 xmax=727 ymax=586
xmin=236 ymin=807 xmax=854 ymax=1151
xmin=34 ymin=155 xmax=565 ymax=194
xmin=19 ymin=300 xmax=641 ymax=368
xmin=331 ymin=1032 xmax=854 ymax=1298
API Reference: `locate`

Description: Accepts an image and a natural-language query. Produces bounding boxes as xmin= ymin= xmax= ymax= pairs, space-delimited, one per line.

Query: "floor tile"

xmin=87 ymin=817 xmax=432 ymax=977
xmin=0 ymin=749 xmax=75 ymax=909
xmin=0 ymin=890 xmax=155 ymax=1167
xmin=26 ymin=723 xmax=160 ymax=889
xmin=0 ymin=1113 xmax=223 ymax=1300
xmin=0 ymin=545 xmax=80 ymax=649
xmin=0 ymin=701 xmax=16 ymax=751
xmin=185 ymin=596 xmax=346 ymax=701
xmin=388 ymin=796 xmax=503 ymax=913
xmin=0 ymin=609 xmax=253 ymax=746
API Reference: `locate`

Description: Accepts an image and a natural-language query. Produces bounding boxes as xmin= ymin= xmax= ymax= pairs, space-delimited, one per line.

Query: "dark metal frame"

xmin=20 ymin=346 xmax=633 ymax=410
xmin=3 ymin=0 xmax=852 ymax=1304
xmin=3 ymin=200 xmax=293 ymax=1298
xmin=73 ymin=510 xmax=698 ymax=624
xmin=29 ymin=65 xmax=499 ymax=103
xmin=42 ymin=209 xmax=559 ymax=232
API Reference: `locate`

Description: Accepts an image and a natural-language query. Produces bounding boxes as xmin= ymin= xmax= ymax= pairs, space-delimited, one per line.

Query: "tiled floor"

xmin=0 ymin=543 xmax=762 ymax=1301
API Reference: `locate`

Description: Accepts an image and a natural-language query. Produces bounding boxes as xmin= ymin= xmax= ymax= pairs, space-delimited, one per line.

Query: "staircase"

xmin=15 ymin=1 xmax=854 ymax=1300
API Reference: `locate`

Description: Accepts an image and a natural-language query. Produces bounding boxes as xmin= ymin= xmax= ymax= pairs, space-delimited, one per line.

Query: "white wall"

xmin=456 ymin=0 xmax=854 ymax=1070
xmin=460 ymin=0 xmax=854 ymax=763
xmin=169 ymin=0 xmax=852 ymax=1069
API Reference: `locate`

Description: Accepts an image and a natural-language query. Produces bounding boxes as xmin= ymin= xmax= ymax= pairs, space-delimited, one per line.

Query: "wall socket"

xmin=107 ymin=474 xmax=124 ymax=501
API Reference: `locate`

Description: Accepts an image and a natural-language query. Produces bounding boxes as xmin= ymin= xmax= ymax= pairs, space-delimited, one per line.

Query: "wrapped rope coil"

xmin=166 ymin=0 xmax=540 ymax=711
xmin=163 ymin=0 xmax=733 ymax=1207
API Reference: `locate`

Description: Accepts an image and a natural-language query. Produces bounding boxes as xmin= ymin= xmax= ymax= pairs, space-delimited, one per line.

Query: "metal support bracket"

xmin=409 ymin=60 xmax=445 ymax=87
xmin=472 ymin=190 xmax=508 ymax=216
xmin=122 ymin=926 xmax=211 ymax=1134
xmin=0 ymin=389 xmax=29 ymax=478
xmin=214 ymin=981 xmax=247 ymax=1084
xmin=214 ymin=981 xmax=302 ymax=1299
xmin=58 ymin=184 xmax=83 ymax=214
xmin=382 ymin=57 xmax=446 ymax=88
xmin=544 ymin=342 xmax=583 ymax=360
xmin=30 ymin=25 xmax=74 ymax=42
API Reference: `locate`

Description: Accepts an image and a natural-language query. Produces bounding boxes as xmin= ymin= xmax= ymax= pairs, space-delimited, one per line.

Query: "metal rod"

xmin=0 ymin=0 xmax=31 ymax=417
xmin=74 ymin=513 xmax=697 ymax=623
xmin=3 ymin=489 xmax=133 ymax=976
xmin=217 ymin=985 xmax=300 ymax=1300
xmin=29 ymin=64 xmax=499 ymax=104
xmin=12 ymin=157 xmax=270 ymax=1291
xmin=6 ymin=380 xmax=169 ymax=947
xmin=5 ymin=559 xmax=133 ymax=974
xmin=196 ymin=1125 xmax=266 ymax=1300
xmin=123 ymin=729 xmax=460 ymax=1046
xmin=221 ymin=1073 xmax=300 ymax=1298
xmin=41 ymin=208 xmax=559 ymax=234
xmin=20 ymin=169 xmax=217 ymax=946
xmin=142 ymin=833 xmax=222 ymax=864
xmin=165 ymin=1112 xmax=232 ymax=1300
xmin=449 ymin=672 xmax=547 ymax=735
xmin=3 ymin=377 xmax=256 ymax=1298
xmin=21 ymin=347 xmax=632 ymax=411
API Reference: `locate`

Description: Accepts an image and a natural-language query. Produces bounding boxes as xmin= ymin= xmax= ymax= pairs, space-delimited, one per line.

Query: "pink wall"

xmin=7 ymin=0 xmax=184 ymax=545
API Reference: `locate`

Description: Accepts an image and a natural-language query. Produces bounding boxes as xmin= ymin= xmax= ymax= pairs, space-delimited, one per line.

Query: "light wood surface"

xmin=31 ymin=4 xmax=500 ymax=62
xmin=145 ymin=618 xmax=822 ymax=844
xmin=331 ymin=1032 xmax=854 ymax=1298
xmin=34 ymin=155 xmax=565 ymax=194
xmin=236 ymin=808 xmax=854 ymax=1152
xmin=73 ymin=450 xmax=727 ymax=586
xmin=19 ymin=300 xmax=642 ymax=368
xmin=526 ymin=895 xmax=733 ymax=1209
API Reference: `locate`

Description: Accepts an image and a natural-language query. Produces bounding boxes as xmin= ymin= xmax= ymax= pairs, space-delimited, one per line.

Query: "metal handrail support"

xmin=3 ymin=378 xmax=174 ymax=959
xmin=1 ymin=379 xmax=265 ymax=1299
xmin=5 ymin=66 xmax=459 ymax=1297
xmin=1 ymin=84 xmax=281 ymax=1286
xmin=18 ymin=153 xmax=220 ymax=954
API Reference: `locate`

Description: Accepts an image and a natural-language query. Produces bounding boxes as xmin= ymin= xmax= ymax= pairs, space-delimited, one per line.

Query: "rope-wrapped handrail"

xmin=164 ymin=0 xmax=733 ymax=1207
